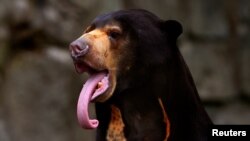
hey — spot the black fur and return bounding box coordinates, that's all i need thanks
[91,9,212,141]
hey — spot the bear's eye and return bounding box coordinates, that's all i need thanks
[108,30,121,40]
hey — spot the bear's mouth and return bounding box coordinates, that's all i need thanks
[74,61,116,129]
[74,61,110,101]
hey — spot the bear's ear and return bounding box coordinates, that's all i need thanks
[160,20,183,40]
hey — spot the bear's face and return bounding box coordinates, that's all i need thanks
[70,9,183,102]
[70,16,133,103]
[70,9,182,129]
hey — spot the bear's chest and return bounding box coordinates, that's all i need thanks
[106,105,126,141]
[106,99,170,141]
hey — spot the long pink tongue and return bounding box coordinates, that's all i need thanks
[77,72,106,129]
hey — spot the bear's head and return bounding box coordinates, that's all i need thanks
[69,9,182,129]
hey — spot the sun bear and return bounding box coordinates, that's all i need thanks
[69,9,212,141]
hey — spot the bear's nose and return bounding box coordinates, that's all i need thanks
[69,39,89,60]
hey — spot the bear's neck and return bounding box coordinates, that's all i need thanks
[95,87,169,141]
[95,52,212,141]
[95,80,211,141]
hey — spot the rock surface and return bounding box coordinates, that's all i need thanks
[2,49,95,141]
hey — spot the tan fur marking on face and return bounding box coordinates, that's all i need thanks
[86,29,109,52]
[103,24,124,72]
[81,29,111,70]
[158,98,171,141]
[106,105,126,141]
[81,24,127,73]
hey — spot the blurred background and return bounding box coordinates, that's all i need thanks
[0,0,249,140]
